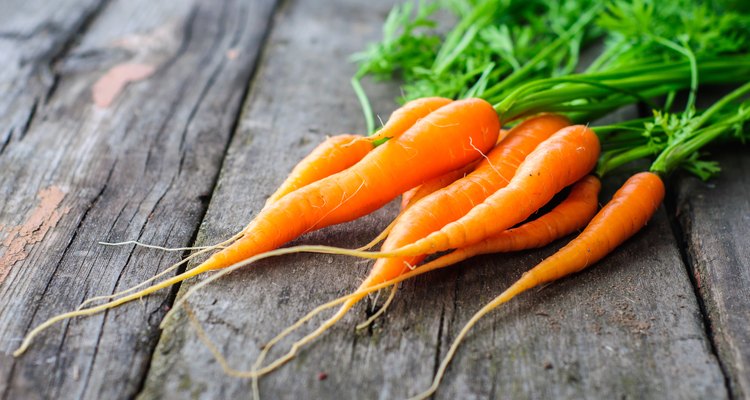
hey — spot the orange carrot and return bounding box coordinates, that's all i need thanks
[368,124,600,260]
[203,98,497,270]
[363,114,571,288]
[415,172,665,400]
[13,97,499,356]
[367,97,452,142]
[400,161,479,210]
[424,174,601,262]
[265,134,373,206]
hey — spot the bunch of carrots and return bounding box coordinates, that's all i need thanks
[13,0,750,398]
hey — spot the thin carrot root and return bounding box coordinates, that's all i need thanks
[356,284,397,330]
[161,245,385,327]
[408,290,515,400]
[187,298,355,379]
[78,233,244,310]
[76,262,182,310]
[13,258,212,357]
[98,240,226,252]
[77,246,209,310]
[183,302,249,377]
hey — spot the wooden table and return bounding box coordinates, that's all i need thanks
[1,1,748,399]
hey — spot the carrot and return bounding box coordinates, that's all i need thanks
[356,116,567,328]
[360,124,601,260]
[400,161,479,210]
[363,114,572,286]
[419,174,601,262]
[399,128,510,210]
[366,97,452,142]
[13,97,499,356]
[414,171,665,400]
[182,174,601,378]
[265,134,373,206]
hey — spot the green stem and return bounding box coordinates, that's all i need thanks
[432,0,498,75]
[480,4,602,100]
[653,37,698,111]
[597,145,663,177]
[651,105,750,175]
[351,73,375,134]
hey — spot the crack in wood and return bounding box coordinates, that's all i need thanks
[17,100,37,141]
[0,128,11,156]
[664,179,736,400]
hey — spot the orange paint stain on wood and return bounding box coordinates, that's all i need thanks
[0,186,71,284]
[92,63,157,108]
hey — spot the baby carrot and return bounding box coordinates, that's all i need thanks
[265,134,372,206]
[367,114,571,287]
[414,172,664,400]
[366,97,452,142]
[377,124,600,259]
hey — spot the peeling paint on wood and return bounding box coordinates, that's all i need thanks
[0,186,69,284]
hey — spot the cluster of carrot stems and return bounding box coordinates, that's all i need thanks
[353,0,750,178]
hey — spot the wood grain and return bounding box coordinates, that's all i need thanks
[674,146,750,399]
[0,1,277,399]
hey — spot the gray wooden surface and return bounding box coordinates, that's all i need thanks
[0,0,747,399]
[0,0,277,399]
[674,147,750,399]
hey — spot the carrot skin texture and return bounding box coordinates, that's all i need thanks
[400,160,479,210]
[362,114,572,287]
[451,174,601,256]
[389,124,601,258]
[508,171,665,295]
[338,175,603,298]
[265,134,373,206]
[398,127,509,210]
[367,97,453,142]
[201,98,499,271]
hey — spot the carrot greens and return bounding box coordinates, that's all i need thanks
[354,0,750,130]
[351,0,602,132]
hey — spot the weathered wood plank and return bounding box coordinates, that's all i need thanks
[0,1,277,399]
[0,0,106,156]
[674,146,750,399]
[140,0,728,399]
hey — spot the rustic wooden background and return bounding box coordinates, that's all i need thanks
[0,0,748,399]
